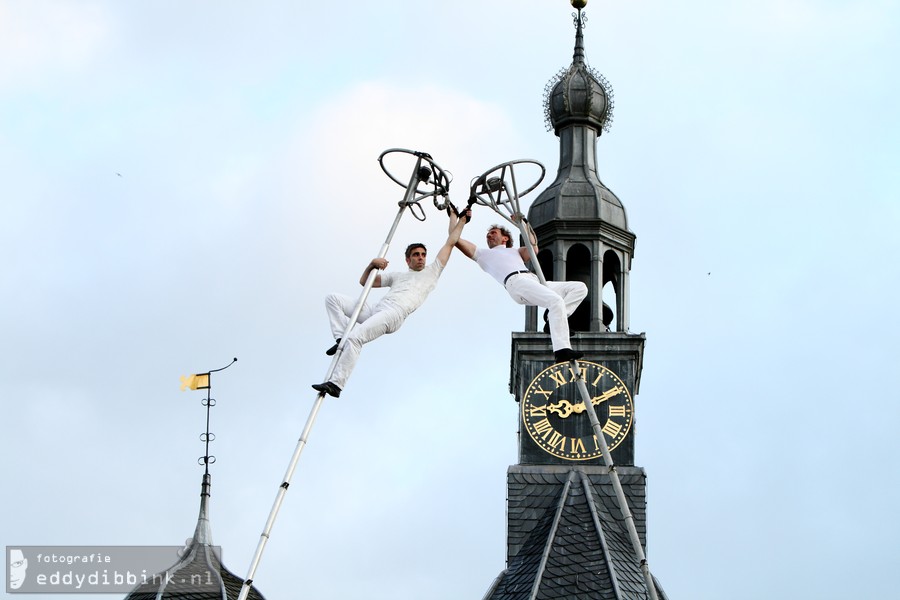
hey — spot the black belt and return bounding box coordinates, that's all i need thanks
[504,270,531,285]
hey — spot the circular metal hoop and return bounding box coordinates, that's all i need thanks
[378,148,452,197]
[468,159,545,215]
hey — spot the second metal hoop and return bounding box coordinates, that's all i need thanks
[378,148,452,197]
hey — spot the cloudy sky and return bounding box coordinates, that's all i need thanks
[2,1,899,599]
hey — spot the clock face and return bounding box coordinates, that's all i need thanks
[521,361,634,461]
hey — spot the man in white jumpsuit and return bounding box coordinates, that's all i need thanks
[455,214,587,363]
[312,214,467,397]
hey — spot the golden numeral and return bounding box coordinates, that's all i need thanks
[532,386,553,400]
[548,370,568,387]
[608,405,627,418]
[570,438,587,455]
[547,430,566,451]
[528,405,547,418]
[602,420,623,438]
[532,418,553,437]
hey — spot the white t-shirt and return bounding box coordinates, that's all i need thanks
[474,246,527,285]
[376,259,445,315]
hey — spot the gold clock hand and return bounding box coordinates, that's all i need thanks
[591,386,624,405]
[547,400,574,418]
[549,386,626,419]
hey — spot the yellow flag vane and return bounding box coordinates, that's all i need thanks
[180,373,210,391]
[180,357,237,391]
[179,358,237,475]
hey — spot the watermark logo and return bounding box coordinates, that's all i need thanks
[6,545,223,594]
[8,549,27,590]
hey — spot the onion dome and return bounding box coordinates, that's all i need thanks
[543,9,614,136]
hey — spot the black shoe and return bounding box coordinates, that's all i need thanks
[554,348,584,363]
[312,381,342,398]
[325,339,341,356]
[542,309,550,334]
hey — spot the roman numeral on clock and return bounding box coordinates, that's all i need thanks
[602,420,623,438]
[608,405,627,418]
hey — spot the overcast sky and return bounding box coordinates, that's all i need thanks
[3,1,899,599]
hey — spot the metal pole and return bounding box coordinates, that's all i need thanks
[236,157,427,600]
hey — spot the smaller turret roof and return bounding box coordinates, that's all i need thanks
[123,474,266,600]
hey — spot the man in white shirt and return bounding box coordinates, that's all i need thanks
[455,213,587,363]
[312,214,467,397]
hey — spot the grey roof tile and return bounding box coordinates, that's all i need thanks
[484,466,660,600]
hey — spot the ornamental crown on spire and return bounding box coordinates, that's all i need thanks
[543,3,615,134]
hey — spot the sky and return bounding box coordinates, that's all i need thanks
[2,0,899,599]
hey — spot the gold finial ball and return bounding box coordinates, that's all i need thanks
[571,0,587,9]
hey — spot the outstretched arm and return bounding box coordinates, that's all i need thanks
[359,257,388,287]
[436,210,469,266]
[451,210,478,260]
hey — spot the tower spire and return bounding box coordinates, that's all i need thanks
[573,4,587,67]
[123,358,264,600]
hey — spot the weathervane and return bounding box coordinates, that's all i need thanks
[181,357,238,475]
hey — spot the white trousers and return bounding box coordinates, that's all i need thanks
[324,293,405,389]
[504,274,587,351]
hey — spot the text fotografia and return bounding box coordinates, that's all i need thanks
[7,545,223,594]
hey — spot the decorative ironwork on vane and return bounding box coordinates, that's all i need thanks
[181,357,237,474]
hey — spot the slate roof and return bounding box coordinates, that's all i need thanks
[483,466,668,600]
[123,474,265,600]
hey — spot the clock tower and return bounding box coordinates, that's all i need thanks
[482,5,668,599]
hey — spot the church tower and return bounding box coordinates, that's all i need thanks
[482,3,668,598]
